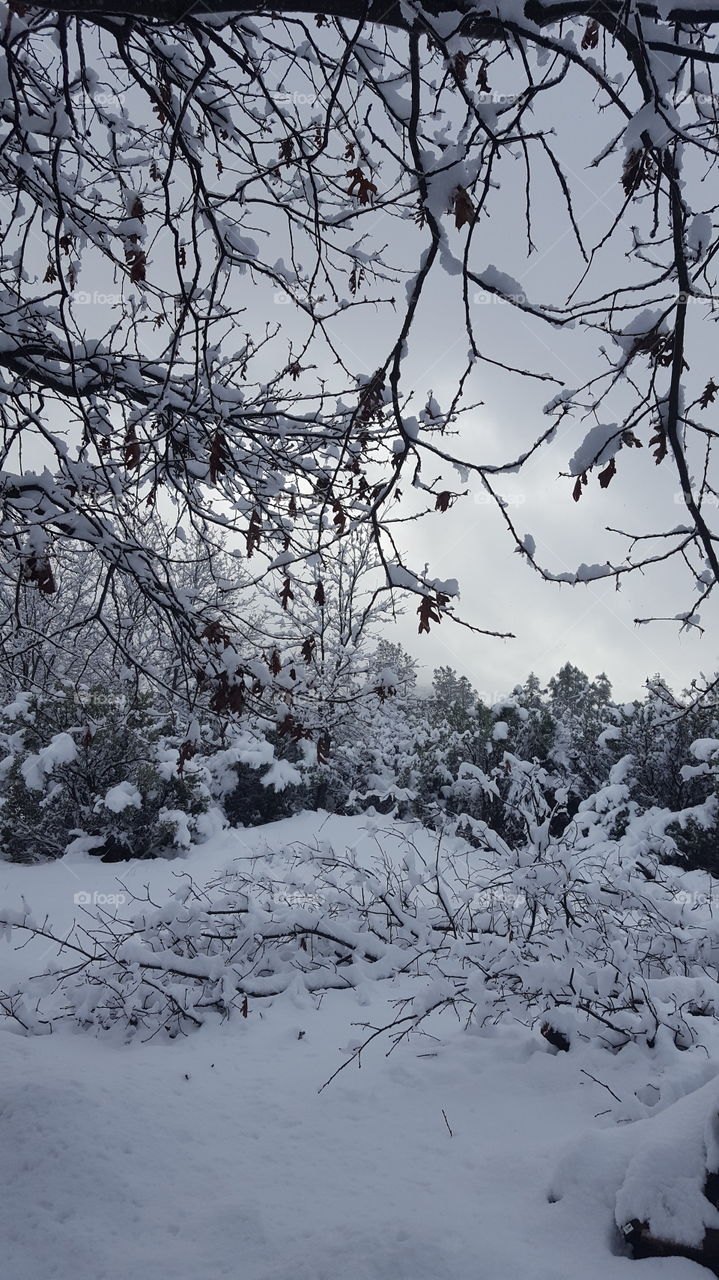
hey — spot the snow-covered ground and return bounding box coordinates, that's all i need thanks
[1,814,717,1279]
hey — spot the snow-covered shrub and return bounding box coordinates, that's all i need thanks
[666,810,719,875]
[0,687,213,862]
[3,791,719,1053]
[659,735,719,875]
[548,1065,719,1273]
[202,722,311,827]
[221,757,308,826]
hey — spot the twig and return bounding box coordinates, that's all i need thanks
[580,1068,622,1102]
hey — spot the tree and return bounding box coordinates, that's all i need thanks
[548,665,615,795]
[226,532,405,813]
[628,677,719,871]
[430,667,478,733]
[510,673,557,768]
[2,0,719,712]
[0,520,256,705]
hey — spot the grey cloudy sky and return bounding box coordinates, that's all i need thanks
[390,491,718,703]
[341,65,719,703]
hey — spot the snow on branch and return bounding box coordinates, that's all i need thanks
[2,807,718,1051]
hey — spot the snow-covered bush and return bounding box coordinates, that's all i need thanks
[3,791,719,1053]
[0,688,214,862]
[661,735,719,875]
[221,758,305,825]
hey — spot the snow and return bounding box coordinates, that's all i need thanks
[386,564,459,597]
[598,725,621,746]
[1,691,32,721]
[0,1002,632,1280]
[1,813,719,1280]
[476,264,526,301]
[102,781,142,812]
[428,575,459,596]
[614,310,667,357]
[387,562,421,591]
[568,423,621,476]
[689,738,719,763]
[547,561,616,584]
[261,758,302,790]
[623,102,679,151]
[158,806,194,847]
[687,213,713,261]
[20,732,77,790]
[614,1075,719,1247]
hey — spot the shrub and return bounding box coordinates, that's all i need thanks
[0,687,213,862]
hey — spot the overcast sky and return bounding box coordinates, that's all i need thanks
[333,62,719,704]
[390,509,718,703]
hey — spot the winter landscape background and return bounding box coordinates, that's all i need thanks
[5,0,719,1271]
